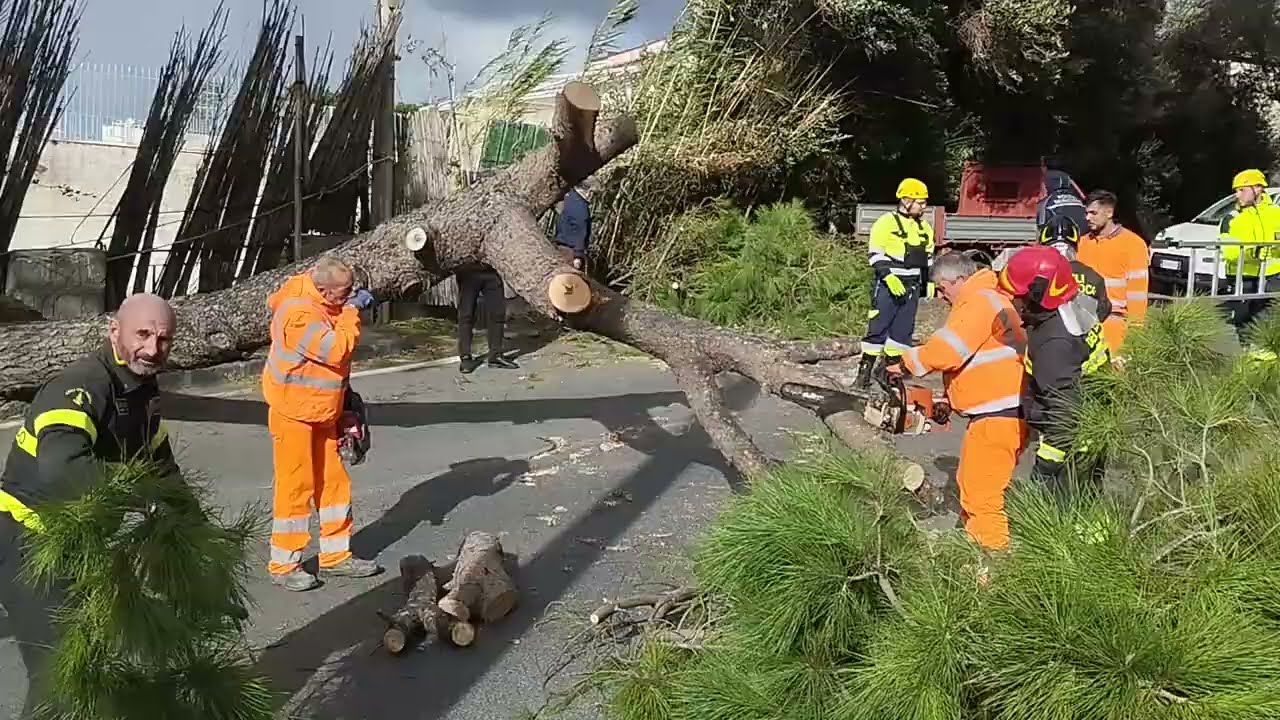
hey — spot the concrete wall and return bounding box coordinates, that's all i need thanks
[12,138,207,293]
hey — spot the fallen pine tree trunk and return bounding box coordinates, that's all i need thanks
[0,81,920,482]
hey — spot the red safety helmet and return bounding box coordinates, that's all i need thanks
[998,245,1078,310]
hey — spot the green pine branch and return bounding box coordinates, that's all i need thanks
[20,458,272,720]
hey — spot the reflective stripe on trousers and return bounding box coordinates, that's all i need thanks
[266,407,354,574]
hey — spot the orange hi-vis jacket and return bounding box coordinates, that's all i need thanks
[902,269,1027,416]
[262,273,361,424]
[1078,224,1148,350]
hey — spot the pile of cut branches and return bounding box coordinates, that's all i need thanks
[541,301,1280,719]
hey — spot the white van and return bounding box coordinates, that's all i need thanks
[1149,187,1280,297]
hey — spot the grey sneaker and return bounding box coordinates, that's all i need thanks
[321,557,383,578]
[271,569,320,592]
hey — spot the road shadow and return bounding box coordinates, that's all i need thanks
[253,380,757,719]
[350,457,526,561]
[161,390,691,429]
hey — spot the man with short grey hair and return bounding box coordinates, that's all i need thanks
[892,250,1028,551]
[262,255,382,591]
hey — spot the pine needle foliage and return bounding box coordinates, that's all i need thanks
[572,301,1280,720]
[650,201,870,339]
[20,458,272,720]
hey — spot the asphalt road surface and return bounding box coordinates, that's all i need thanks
[0,337,971,719]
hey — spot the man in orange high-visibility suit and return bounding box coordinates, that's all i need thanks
[1077,189,1149,355]
[263,255,382,591]
[895,252,1028,551]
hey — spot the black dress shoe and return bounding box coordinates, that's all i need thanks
[459,356,483,374]
[487,356,519,369]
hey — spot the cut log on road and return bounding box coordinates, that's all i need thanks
[0,80,921,487]
[382,555,445,654]
[438,531,518,624]
[380,555,479,653]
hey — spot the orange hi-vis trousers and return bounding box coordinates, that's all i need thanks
[1101,315,1127,356]
[957,415,1028,551]
[267,407,354,574]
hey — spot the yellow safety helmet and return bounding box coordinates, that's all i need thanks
[1232,169,1268,190]
[896,177,929,201]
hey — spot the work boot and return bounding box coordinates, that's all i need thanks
[271,568,320,592]
[321,557,383,579]
[487,355,519,370]
[855,354,878,389]
[458,355,483,374]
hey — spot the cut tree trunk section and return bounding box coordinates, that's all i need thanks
[438,532,518,625]
[380,554,478,653]
[382,555,443,654]
[0,80,923,488]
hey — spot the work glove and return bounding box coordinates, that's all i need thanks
[348,288,376,310]
[882,274,908,303]
[926,282,936,299]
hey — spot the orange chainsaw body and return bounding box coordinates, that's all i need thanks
[863,380,952,435]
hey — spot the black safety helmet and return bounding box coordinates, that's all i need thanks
[1038,214,1080,250]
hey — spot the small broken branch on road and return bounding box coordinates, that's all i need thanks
[589,586,697,625]
[0,80,921,482]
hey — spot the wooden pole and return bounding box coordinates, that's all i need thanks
[292,34,307,263]
[372,0,399,225]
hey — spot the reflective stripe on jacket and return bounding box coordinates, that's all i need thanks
[867,211,935,281]
[902,269,1026,416]
[0,343,178,524]
[262,273,361,424]
[1077,225,1148,325]
[1219,194,1280,278]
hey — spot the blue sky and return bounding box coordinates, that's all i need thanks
[73,0,684,104]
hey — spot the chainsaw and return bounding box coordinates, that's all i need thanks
[780,368,950,436]
[338,387,372,466]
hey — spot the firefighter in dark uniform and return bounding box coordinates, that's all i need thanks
[1039,213,1112,323]
[0,292,179,718]
[998,246,1111,502]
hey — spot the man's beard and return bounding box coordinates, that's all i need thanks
[129,357,161,376]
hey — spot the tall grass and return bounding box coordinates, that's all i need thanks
[588,0,849,288]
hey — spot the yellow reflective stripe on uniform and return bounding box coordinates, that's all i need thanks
[0,490,44,532]
[33,408,98,444]
[14,427,37,456]
[148,421,170,452]
[1036,439,1067,463]
[15,408,100,456]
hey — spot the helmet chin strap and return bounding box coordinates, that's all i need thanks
[1050,242,1077,261]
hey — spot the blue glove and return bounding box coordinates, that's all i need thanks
[348,288,376,310]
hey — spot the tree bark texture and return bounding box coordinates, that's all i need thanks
[382,555,444,654]
[0,80,921,485]
[438,531,518,625]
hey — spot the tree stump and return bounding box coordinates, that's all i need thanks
[438,532,519,624]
